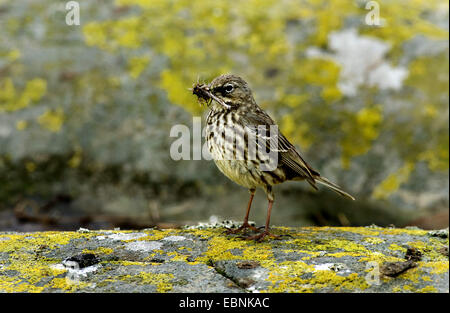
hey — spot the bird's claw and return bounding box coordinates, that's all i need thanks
[242,230,283,242]
[224,222,260,235]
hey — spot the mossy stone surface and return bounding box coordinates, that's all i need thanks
[0,226,448,293]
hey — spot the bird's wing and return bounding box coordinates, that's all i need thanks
[241,110,318,188]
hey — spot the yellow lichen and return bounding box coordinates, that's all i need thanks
[381,228,428,236]
[407,239,448,261]
[399,266,422,284]
[311,239,369,254]
[1,228,447,293]
[68,147,83,168]
[373,162,415,199]
[420,262,449,275]
[25,162,36,173]
[0,77,47,112]
[341,106,383,169]
[48,277,91,292]
[0,231,98,292]
[327,252,364,258]
[403,285,414,291]
[128,56,150,79]
[110,260,149,266]
[82,247,114,255]
[109,272,174,292]
[421,276,432,282]
[322,226,380,237]
[6,49,21,62]
[388,244,406,252]
[359,252,404,264]
[364,237,385,245]
[16,120,27,131]
[38,109,65,132]
[266,262,368,293]
[417,285,437,293]
[137,272,174,292]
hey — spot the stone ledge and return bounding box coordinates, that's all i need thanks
[0,226,448,293]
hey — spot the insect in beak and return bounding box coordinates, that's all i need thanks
[192,83,231,109]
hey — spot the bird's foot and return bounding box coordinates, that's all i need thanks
[242,229,283,242]
[225,222,259,234]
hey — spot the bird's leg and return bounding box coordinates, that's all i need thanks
[245,187,281,242]
[225,189,259,234]
[244,200,281,241]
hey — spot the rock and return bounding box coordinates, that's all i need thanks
[380,261,417,277]
[0,0,448,231]
[0,226,448,293]
[428,228,449,239]
[62,253,101,269]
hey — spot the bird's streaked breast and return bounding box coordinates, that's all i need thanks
[205,110,287,188]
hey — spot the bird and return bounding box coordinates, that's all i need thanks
[192,74,355,241]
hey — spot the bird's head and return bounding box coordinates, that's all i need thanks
[192,74,255,111]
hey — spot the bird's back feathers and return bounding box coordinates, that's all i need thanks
[239,107,354,200]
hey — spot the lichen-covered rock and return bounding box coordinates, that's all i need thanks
[0,226,448,293]
[0,0,448,229]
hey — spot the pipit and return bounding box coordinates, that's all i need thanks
[192,74,354,242]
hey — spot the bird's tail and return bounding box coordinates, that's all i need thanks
[314,176,355,200]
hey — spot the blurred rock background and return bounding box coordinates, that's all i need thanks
[0,0,448,231]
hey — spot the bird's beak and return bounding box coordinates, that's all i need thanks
[202,86,231,109]
[206,88,231,109]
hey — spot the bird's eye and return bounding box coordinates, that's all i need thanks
[224,84,234,93]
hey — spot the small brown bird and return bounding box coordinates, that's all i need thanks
[193,74,354,241]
